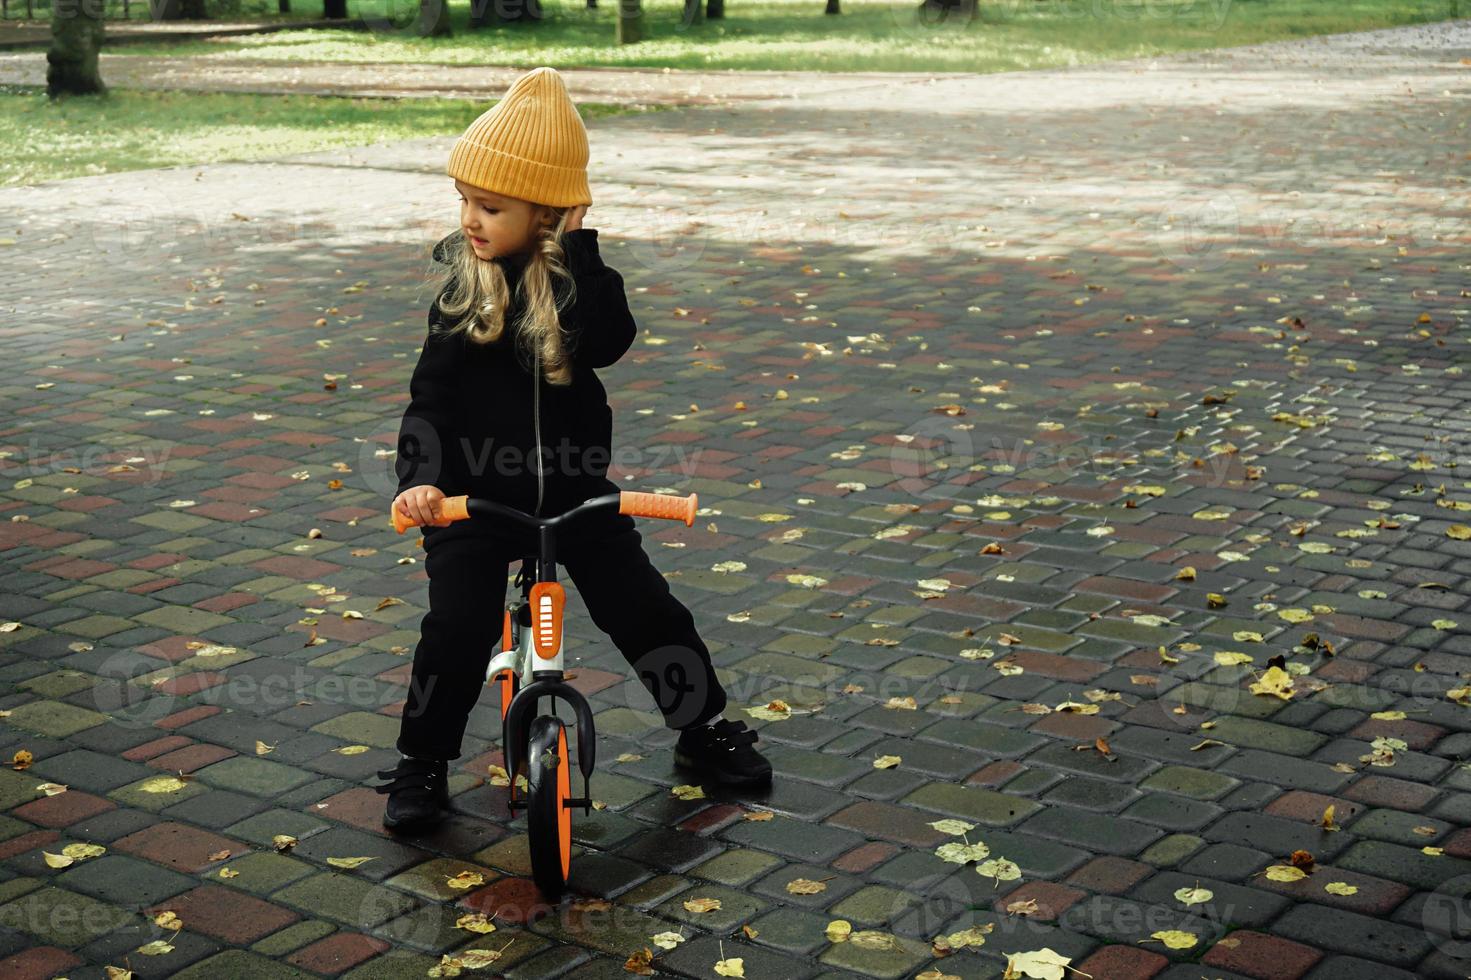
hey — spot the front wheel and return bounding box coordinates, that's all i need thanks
[526,715,572,899]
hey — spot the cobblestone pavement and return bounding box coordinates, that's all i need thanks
[2,19,1471,980]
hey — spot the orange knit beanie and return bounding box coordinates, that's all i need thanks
[446,66,592,208]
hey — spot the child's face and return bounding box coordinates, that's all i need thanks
[455,179,554,261]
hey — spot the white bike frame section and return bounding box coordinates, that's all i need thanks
[484,595,564,683]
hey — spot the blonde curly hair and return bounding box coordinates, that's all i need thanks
[431,211,580,386]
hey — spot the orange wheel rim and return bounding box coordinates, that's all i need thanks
[557,726,571,879]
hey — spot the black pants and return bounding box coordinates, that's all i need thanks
[395,502,728,761]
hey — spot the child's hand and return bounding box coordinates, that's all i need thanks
[565,204,588,233]
[395,485,452,528]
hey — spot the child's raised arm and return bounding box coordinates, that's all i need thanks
[557,228,638,370]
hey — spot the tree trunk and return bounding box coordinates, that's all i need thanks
[917,0,974,23]
[823,0,838,13]
[47,0,107,98]
[706,0,722,17]
[418,0,453,34]
[682,0,702,27]
[615,0,642,43]
[323,0,348,17]
[488,0,543,24]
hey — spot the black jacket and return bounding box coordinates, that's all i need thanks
[394,228,638,540]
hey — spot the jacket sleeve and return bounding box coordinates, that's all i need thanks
[394,298,461,498]
[558,228,638,370]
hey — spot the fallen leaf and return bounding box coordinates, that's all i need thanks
[928,818,976,836]
[713,957,745,977]
[872,755,901,769]
[683,896,722,914]
[826,919,852,943]
[1146,930,1198,950]
[671,784,706,801]
[1324,882,1358,896]
[456,913,496,934]
[325,856,376,869]
[1004,947,1073,980]
[650,930,685,950]
[1264,865,1307,882]
[1173,886,1213,906]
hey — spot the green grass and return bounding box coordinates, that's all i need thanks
[79,0,1470,73]
[0,86,646,185]
[5,0,1464,185]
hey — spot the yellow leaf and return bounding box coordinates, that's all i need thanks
[153,910,183,929]
[272,835,298,852]
[650,931,685,950]
[36,782,68,797]
[928,818,976,836]
[976,858,1021,883]
[1370,710,1405,721]
[787,878,827,895]
[683,896,722,913]
[458,949,502,969]
[936,842,991,864]
[1148,930,1198,950]
[445,870,484,890]
[61,842,105,860]
[325,856,376,869]
[872,755,901,769]
[1447,524,1471,540]
[218,867,239,878]
[885,695,918,710]
[1264,865,1307,882]
[334,745,370,755]
[1214,651,1254,666]
[940,924,993,950]
[848,931,899,951]
[714,957,745,977]
[1424,846,1445,856]
[671,784,706,801]
[744,810,774,821]
[137,940,175,956]
[1004,948,1072,980]
[255,740,275,756]
[42,851,73,869]
[1173,886,1213,906]
[825,920,852,943]
[1325,882,1358,896]
[139,776,189,794]
[455,913,497,934]
[1249,665,1295,701]
[745,701,792,721]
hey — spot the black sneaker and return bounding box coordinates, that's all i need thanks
[374,756,450,831]
[673,718,772,787]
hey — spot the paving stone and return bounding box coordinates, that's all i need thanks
[171,950,317,979]
[1131,871,1292,930]
[655,882,767,932]
[252,919,338,957]
[721,815,863,863]
[1021,806,1163,857]
[53,853,196,907]
[147,882,301,944]
[1273,903,1431,967]
[273,873,419,928]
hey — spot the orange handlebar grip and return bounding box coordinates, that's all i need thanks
[618,491,698,527]
[390,494,470,534]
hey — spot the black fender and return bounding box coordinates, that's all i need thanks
[503,678,596,805]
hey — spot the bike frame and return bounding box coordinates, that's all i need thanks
[391,488,699,821]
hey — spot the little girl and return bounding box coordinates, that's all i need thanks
[375,67,771,832]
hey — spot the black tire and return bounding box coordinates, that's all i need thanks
[526,715,571,900]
